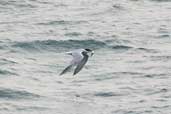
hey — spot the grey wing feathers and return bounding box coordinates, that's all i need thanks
[73,55,88,75]
[60,65,72,75]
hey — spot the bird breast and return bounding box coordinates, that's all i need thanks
[70,52,83,65]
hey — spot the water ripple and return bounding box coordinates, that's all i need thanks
[94,92,123,97]
[0,69,17,76]
[11,39,154,53]
[0,88,40,100]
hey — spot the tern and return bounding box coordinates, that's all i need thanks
[60,48,94,75]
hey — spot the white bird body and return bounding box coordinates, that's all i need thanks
[60,48,94,75]
[67,49,84,65]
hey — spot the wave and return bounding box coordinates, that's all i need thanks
[151,0,171,2]
[0,88,40,100]
[11,39,135,52]
[11,39,107,52]
[94,92,123,97]
[37,20,87,26]
[10,39,158,53]
[0,58,17,65]
[0,69,17,76]
[137,47,158,53]
[111,45,133,50]
[0,0,36,8]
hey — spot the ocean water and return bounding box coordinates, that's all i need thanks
[0,0,171,114]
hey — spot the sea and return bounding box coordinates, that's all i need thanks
[0,0,171,114]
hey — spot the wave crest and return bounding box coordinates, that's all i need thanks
[12,39,107,52]
[0,88,40,99]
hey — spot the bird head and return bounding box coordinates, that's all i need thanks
[84,48,94,56]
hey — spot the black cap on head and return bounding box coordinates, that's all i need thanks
[85,48,92,52]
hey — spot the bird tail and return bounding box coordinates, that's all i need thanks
[59,65,73,75]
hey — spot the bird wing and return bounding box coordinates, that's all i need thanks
[68,50,84,66]
[73,52,88,75]
[59,65,72,75]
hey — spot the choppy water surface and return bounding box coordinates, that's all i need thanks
[0,0,171,114]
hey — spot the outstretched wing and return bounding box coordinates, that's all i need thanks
[73,52,88,75]
[59,65,72,75]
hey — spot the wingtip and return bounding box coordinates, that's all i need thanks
[59,73,63,76]
[73,72,77,76]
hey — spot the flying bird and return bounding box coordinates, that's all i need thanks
[60,49,94,75]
